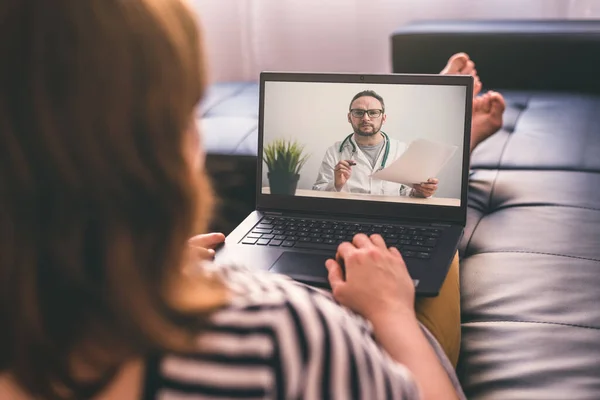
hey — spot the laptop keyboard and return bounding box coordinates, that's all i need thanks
[240,216,443,259]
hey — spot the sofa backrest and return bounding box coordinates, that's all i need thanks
[391,20,600,94]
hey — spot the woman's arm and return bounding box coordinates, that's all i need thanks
[369,309,460,400]
[326,233,464,400]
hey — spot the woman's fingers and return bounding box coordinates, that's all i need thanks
[188,232,226,249]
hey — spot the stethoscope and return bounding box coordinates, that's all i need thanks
[338,131,390,171]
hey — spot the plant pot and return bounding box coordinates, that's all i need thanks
[268,172,300,195]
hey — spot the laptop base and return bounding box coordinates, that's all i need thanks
[215,210,462,296]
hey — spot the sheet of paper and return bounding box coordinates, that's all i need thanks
[371,139,458,185]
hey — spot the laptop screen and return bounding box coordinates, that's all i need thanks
[259,75,469,211]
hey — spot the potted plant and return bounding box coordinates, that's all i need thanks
[263,138,309,195]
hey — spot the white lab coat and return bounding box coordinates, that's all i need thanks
[312,135,414,196]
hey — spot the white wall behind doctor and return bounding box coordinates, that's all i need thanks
[261,81,467,199]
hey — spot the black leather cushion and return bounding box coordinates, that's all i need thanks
[459,91,600,399]
[391,20,600,94]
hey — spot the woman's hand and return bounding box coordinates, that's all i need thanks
[325,233,416,322]
[327,234,459,399]
[188,232,226,260]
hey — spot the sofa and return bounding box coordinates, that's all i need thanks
[394,20,600,399]
[201,20,600,399]
[200,83,258,234]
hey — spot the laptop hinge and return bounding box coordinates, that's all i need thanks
[259,209,460,226]
[263,211,284,216]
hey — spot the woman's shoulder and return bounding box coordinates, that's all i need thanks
[146,264,422,399]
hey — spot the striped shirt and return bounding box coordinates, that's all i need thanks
[142,263,466,399]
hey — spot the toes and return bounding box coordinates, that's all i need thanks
[490,91,507,110]
[482,98,492,113]
[441,52,469,74]
[474,83,482,97]
[472,96,483,112]
[462,60,475,75]
[473,78,482,97]
[491,99,506,114]
[474,92,493,113]
[449,52,469,63]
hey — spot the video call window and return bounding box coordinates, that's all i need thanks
[261,81,467,207]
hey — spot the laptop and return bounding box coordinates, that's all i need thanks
[215,72,473,296]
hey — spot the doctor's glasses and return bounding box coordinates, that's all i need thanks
[350,109,383,119]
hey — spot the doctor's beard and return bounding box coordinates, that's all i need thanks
[353,121,382,137]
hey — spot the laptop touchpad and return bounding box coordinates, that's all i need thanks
[270,252,330,285]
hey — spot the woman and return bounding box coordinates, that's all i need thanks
[0,0,465,399]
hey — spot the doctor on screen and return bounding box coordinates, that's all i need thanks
[312,90,439,198]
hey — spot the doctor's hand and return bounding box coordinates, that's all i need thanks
[412,178,438,198]
[334,159,354,191]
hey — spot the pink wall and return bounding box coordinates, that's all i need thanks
[190,0,600,83]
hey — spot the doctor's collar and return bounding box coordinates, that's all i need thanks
[338,131,391,170]
[339,131,390,153]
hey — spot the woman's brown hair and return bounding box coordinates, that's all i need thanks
[0,0,225,398]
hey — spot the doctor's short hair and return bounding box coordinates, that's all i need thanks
[349,90,385,112]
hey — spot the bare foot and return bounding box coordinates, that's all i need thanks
[440,52,482,97]
[471,91,505,153]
